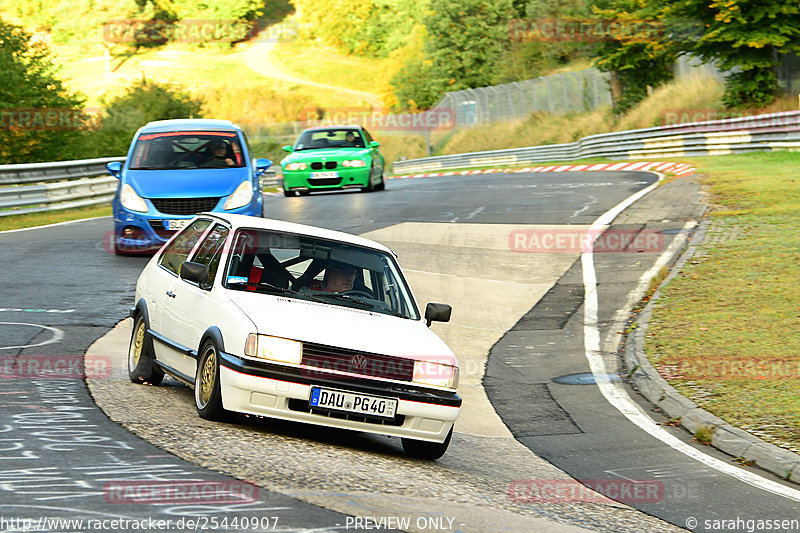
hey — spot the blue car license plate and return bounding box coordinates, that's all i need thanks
[309,387,397,418]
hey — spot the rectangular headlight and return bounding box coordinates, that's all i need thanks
[244,334,302,365]
[412,360,459,389]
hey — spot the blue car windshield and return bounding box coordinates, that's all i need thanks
[130,131,245,170]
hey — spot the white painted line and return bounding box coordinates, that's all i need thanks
[0,308,75,313]
[570,165,589,171]
[624,162,650,170]
[581,180,800,503]
[0,322,64,351]
[587,164,610,171]
[552,166,572,172]
[0,216,110,234]
[606,162,629,170]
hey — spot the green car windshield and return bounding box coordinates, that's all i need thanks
[294,129,365,150]
[224,229,420,320]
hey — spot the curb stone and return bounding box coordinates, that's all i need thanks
[622,220,800,484]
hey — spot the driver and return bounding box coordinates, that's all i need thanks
[310,261,356,293]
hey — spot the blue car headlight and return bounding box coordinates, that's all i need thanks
[120,183,148,212]
[224,180,254,210]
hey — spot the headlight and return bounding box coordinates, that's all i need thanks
[120,183,148,212]
[285,162,307,171]
[224,180,253,210]
[341,160,366,168]
[412,360,459,389]
[244,334,302,365]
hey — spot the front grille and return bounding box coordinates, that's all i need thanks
[149,197,220,215]
[307,177,342,186]
[310,161,338,170]
[148,220,173,239]
[288,398,406,426]
[302,343,414,382]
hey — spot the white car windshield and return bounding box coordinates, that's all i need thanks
[224,229,420,320]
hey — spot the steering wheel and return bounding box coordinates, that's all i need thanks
[341,289,374,299]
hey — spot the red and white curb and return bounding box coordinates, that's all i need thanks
[390,161,695,179]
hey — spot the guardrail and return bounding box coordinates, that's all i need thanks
[0,157,280,217]
[392,110,800,174]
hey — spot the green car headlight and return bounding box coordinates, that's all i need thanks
[341,160,367,168]
[285,162,307,171]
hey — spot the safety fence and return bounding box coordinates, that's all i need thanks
[392,110,800,174]
[0,157,278,217]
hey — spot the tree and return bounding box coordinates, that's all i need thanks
[84,78,204,157]
[0,18,87,164]
[591,0,680,113]
[663,0,800,107]
[425,0,514,91]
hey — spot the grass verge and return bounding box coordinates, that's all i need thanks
[646,151,800,454]
[0,205,112,232]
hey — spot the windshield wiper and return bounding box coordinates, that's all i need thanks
[312,292,375,309]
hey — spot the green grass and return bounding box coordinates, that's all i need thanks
[270,39,394,105]
[646,151,800,454]
[0,205,112,231]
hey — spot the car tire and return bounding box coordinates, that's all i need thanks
[128,314,164,385]
[375,172,385,191]
[362,173,375,193]
[195,340,228,421]
[283,189,293,197]
[298,190,310,196]
[401,427,452,460]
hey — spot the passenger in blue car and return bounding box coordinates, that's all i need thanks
[204,139,235,168]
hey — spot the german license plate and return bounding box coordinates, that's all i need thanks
[311,171,338,179]
[309,387,397,418]
[164,219,190,231]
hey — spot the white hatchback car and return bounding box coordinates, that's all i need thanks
[128,213,460,459]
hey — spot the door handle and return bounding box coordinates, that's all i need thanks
[166,291,176,298]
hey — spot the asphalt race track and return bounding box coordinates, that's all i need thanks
[1,171,798,532]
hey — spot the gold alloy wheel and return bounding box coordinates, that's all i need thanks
[130,320,144,371]
[198,347,216,408]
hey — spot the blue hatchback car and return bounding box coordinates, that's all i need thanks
[106,119,272,254]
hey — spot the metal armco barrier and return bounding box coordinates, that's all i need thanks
[0,157,279,217]
[393,110,800,174]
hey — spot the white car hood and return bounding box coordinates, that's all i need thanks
[225,291,456,365]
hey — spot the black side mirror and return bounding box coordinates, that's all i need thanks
[425,303,452,327]
[180,261,210,288]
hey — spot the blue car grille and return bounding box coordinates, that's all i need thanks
[149,197,221,215]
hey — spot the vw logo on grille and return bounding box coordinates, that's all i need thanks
[351,354,367,370]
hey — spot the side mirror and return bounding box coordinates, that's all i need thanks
[254,158,273,178]
[281,145,293,152]
[106,161,122,178]
[369,141,380,148]
[180,261,210,288]
[425,303,451,327]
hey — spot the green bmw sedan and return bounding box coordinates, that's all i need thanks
[280,125,386,196]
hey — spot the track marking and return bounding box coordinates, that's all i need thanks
[0,308,75,313]
[0,216,110,234]
[0,322,64,351]
[581,176,800,503]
